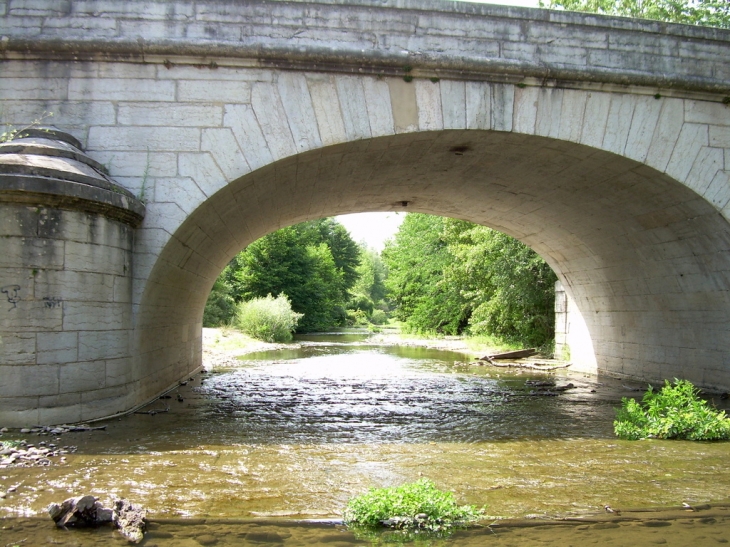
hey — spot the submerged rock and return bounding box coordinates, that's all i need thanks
[114,498,147,543]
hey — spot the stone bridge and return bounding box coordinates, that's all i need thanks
[1,0,730,426]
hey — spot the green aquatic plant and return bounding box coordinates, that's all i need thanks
[614,379,730,441]
[343,479,483,542]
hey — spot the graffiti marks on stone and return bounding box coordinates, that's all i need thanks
[43,297,63,309]
[1,285,21,310]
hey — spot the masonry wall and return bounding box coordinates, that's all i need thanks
[0,204,135,426]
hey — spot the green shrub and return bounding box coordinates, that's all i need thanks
[234,293,303,342]
[343,479,483,540]
[614,379,730,441]
[369,309,388,325]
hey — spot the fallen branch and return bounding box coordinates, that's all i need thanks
[480,348,537,361]
[472,361,571,371]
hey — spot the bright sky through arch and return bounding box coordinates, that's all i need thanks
[336,212,406,251]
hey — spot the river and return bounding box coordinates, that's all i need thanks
[1,332,729,545]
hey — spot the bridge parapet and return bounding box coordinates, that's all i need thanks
[1,0,729,94]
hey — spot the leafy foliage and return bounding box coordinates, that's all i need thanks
[540,0,730,28]
[614,379,730,440]
[382,214,557,347]
[343,479,483,541]
[382,215,469,335]
[202,276,236,327]
[233,294,303,342]
[205,218,361,332]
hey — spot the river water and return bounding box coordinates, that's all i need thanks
[1,333,729,545]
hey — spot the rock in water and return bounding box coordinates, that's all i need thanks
[114,498,146,543]
[48,495,113,527]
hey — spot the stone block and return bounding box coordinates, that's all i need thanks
[38,393,82,425]
[0,298,63,331]
[512,86,539,135]
[0,332,36,365]
[579,91,611,149]
[535,87,563,139]
[709,126,730,148]
[0,236,65,269]
[623,95,662,163]
[78,329,130,361]
[113,275,132,303]
[601,94,636,156]
[201,128,251,185]
[0,99,116,129]
[0,397,40,428]
[644,98,684,172]
[385,77,418,134]
[439,79,466,130]
[68,78,175,102]
[490,84,514,132]
[251,82,297,159]
[361,77,395,138]
[90,151,178,178]
[277,72,323,151]
[105,356,133,387]
[465,81,490,131]
[685,100,730,126]
[59,360,107,393]
[685,146,723,196]
[0,364,59,397]
[223,103,275,171]
[335,76,372,141]
[118,103,223,127]
[0,78,68,101]
[64,240,129,276]
[666,123,708,183]
[415,79,443,132]
[37,331,77,364]
[153,177,207,215]
[87,126,201,152]
[63,302,130,331]
[176,80,251,103]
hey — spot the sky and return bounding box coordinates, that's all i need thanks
[335,212,407,251]
[335,0,543,250]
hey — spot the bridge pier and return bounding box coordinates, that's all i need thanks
[0,129,145,427]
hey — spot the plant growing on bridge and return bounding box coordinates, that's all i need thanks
[614,379,730,440]
[343,478,484,541]
[234,293,303,342]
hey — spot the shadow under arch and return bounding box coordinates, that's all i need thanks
[134,129,730,406]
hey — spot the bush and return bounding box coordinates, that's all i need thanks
[234,294,303,342]
[343,479,483,538]
[369,309,388,325]
[614,379,730,441]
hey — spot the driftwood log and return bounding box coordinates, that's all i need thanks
[479,348,538,361]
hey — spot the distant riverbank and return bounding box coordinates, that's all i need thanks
[202,327,514,370]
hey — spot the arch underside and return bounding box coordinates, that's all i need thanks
[137,129,730,401]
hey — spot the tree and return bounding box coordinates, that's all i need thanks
[206,218,361,332]
[382,213,558,347]
[382,214,469,335]
[539,0,730,28]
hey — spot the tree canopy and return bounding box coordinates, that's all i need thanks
[205,218,361,332]
[539,0,730,28]
[382,214,557,348]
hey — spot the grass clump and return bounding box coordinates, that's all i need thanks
[614,379,730,441]
[234,293,302,343]
[343,479,483,541]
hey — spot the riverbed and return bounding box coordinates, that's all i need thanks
[1,331,729,545]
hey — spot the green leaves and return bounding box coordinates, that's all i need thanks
[382,214,557,347]
[614,379,730,440]
[343,479,483,540]
[540,0,730,29]
[205,218,361,333]
[234,294,303,342]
